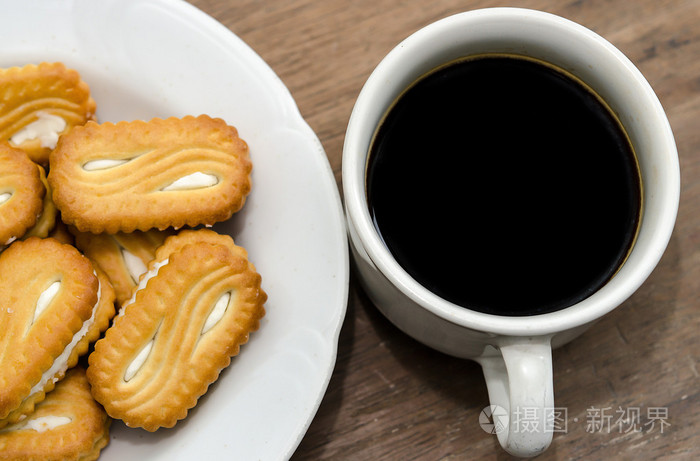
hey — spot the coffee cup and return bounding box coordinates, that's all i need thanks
[342,7,679,457]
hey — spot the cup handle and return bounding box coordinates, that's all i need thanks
[477,336,554,458]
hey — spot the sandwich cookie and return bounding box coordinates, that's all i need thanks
[0,143,44,249]
[48,115,252,234]
[87,229,266,431]
[0,238,106,428]
[0,367,110,461]
[2,265,115,429]
[21,165,57,240]
[0,62,96,164]
[72,228,173,307]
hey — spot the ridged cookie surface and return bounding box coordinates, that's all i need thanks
[87,233,266,431]
[0,238,98,424]
[48,115,252,233]
[0,367,110,461]
[0,143,44,246]
[0,62,96,164]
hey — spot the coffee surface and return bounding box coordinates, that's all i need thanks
[366,55,641,316]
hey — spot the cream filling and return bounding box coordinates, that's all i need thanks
[121,248,147,284]
[161,172,218,191]
[124,339,154,382]
[1,415,72,433]
[119,258,169,380]
[82,158,129,171]
[10,112,66,149]
[119,258,169,316]
[202,292,231,335]
[33,281,61,324]
[0,192,11,205]
[28,276,101,396]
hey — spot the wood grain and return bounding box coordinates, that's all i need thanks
[188,0,700,459]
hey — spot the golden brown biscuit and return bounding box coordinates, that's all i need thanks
[0,143,44,248]
[48,115,252,233]
[0,367,110,461]
[21,165,57,239]
[0,62,96,164]
[87,229,266,431]
[72,228,173,306]
[0,238,99,427]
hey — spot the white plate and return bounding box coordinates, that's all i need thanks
[0,1,349,459]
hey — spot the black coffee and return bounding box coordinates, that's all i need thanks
[366,54,641,316]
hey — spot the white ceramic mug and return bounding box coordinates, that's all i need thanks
[342,8,680,458]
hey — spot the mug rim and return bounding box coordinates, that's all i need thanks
[342,7,680,336]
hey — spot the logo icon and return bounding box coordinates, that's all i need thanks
[479,405,509,434]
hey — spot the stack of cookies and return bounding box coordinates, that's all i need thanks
[0,62,267,460]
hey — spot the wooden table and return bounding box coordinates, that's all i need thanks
[189,1,699,459]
